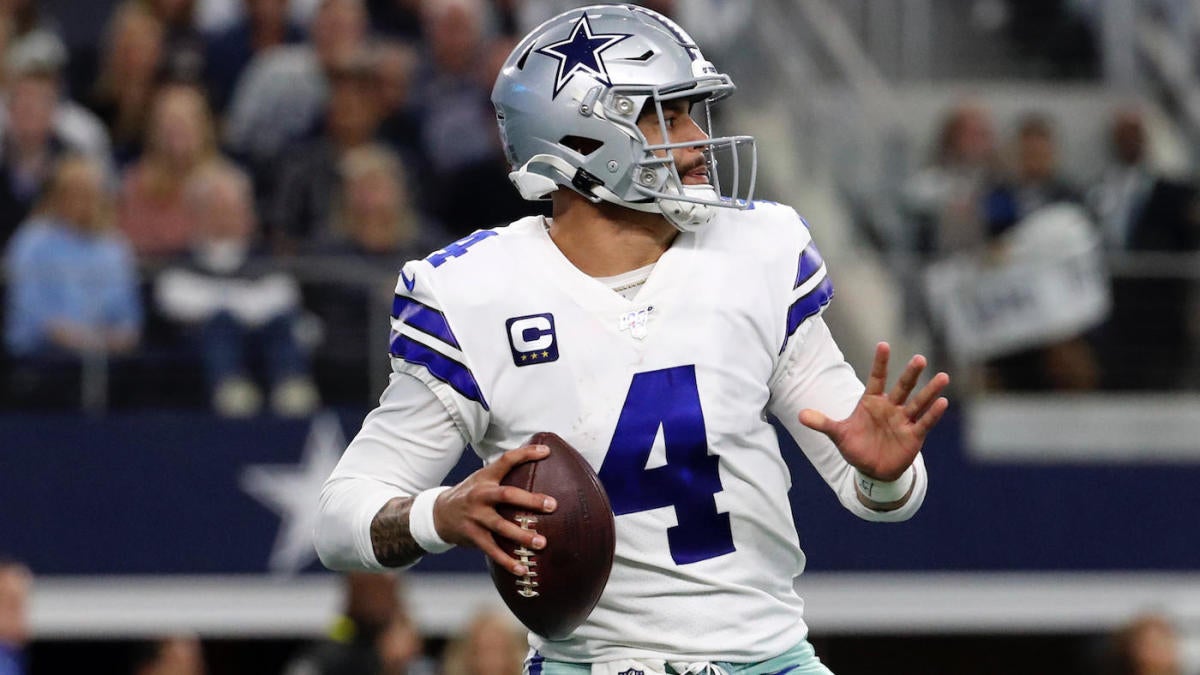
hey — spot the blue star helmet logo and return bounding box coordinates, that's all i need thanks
[536,14,631,99]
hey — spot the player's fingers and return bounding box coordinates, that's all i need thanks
[488,513,548,551]
[475,530,529,576]
[799,408,835,435]
[888,355,926,405]
[492,485,557,513]
[487,443,551,477]
[905,372,950,420]
[865,342,890,396]
[914,397,950,438]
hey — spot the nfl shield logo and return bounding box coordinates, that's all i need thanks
[617,670,644,675]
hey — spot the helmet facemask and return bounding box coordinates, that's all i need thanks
[607,72,757,232]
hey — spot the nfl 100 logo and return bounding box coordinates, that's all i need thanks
[506,313,559,367]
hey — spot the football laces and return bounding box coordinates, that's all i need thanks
[513,514,540,598]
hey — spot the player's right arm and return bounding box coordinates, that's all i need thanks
[314,372,557,573]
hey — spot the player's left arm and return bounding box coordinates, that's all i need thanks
[768,318,947,518]
[798,339,949,511]
[765,206,948,516]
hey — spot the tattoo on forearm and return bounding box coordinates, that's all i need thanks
[370,497,426,567]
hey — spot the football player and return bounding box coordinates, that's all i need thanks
[316,5,949,675]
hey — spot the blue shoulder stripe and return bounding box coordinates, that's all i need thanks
[392,296,461,349]
[794,241,825,288]
[389,333,489,409]
[781,276,834,353]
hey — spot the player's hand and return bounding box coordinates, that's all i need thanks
[799,342,949,481]
[432,444,558,575]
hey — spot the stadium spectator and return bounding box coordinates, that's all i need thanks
[0,558,31,675]
[3,155,141,407]
[0,64,71,247]
[118,83,218,257]
[903,99,1001,257]
[283,572,423,675]
[982,113,1098,391]
[129,635,207,675]
[268,53,382,251]
[1086,107,1200,389]
[154,162,318,417]
[329,144,442,257]
[983,113,1081,236]
[223,0,369,169]
[440,611,524,675]
[372,41,427,182]
[136,0,206,83]
[87,2,166,165]
[0,0,66,69]
[904,100,1002,386]
[202,0,305,113]
[413,0,532,235]
[1102,613,1182,675]
[2,25,116,173]
[305,144,444,402]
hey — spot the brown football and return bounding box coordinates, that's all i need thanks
[487,432,616,640]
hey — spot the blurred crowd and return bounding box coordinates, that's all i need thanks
[903,99,1200,393]
[0,0,603,415]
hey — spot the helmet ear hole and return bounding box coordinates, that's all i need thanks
[559,135,604,157]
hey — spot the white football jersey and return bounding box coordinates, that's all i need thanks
[385,202,920,662]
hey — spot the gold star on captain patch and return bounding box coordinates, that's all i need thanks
[530,352,539,360]
[542,351,550,358]
[520,354,528,361]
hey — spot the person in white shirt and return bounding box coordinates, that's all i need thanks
[316,6,950,674]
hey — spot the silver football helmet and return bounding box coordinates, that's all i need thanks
[492,4,756,232]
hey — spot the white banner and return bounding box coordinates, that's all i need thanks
[923,204,1111,363]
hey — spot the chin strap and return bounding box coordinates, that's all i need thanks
[508,154,716,231]
[656,185,717,232]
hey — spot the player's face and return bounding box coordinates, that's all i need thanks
[637,99,710,186]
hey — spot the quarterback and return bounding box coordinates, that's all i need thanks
[316,5,949,675]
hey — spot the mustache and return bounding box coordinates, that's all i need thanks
[678,156,708,174]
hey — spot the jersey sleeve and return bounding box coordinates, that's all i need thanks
[315,371,468,571]
[778,212,835,356]
[767,317,927,522]
[388,259,491,444]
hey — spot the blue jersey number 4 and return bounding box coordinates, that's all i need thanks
[425,230,497,268]
[597,365,735,565]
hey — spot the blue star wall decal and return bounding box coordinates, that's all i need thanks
[537,14,631,99]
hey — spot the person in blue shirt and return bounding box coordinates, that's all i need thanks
[5,154,141,358]
[4,155,142,406]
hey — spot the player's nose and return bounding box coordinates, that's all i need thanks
[676,114,709,144]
